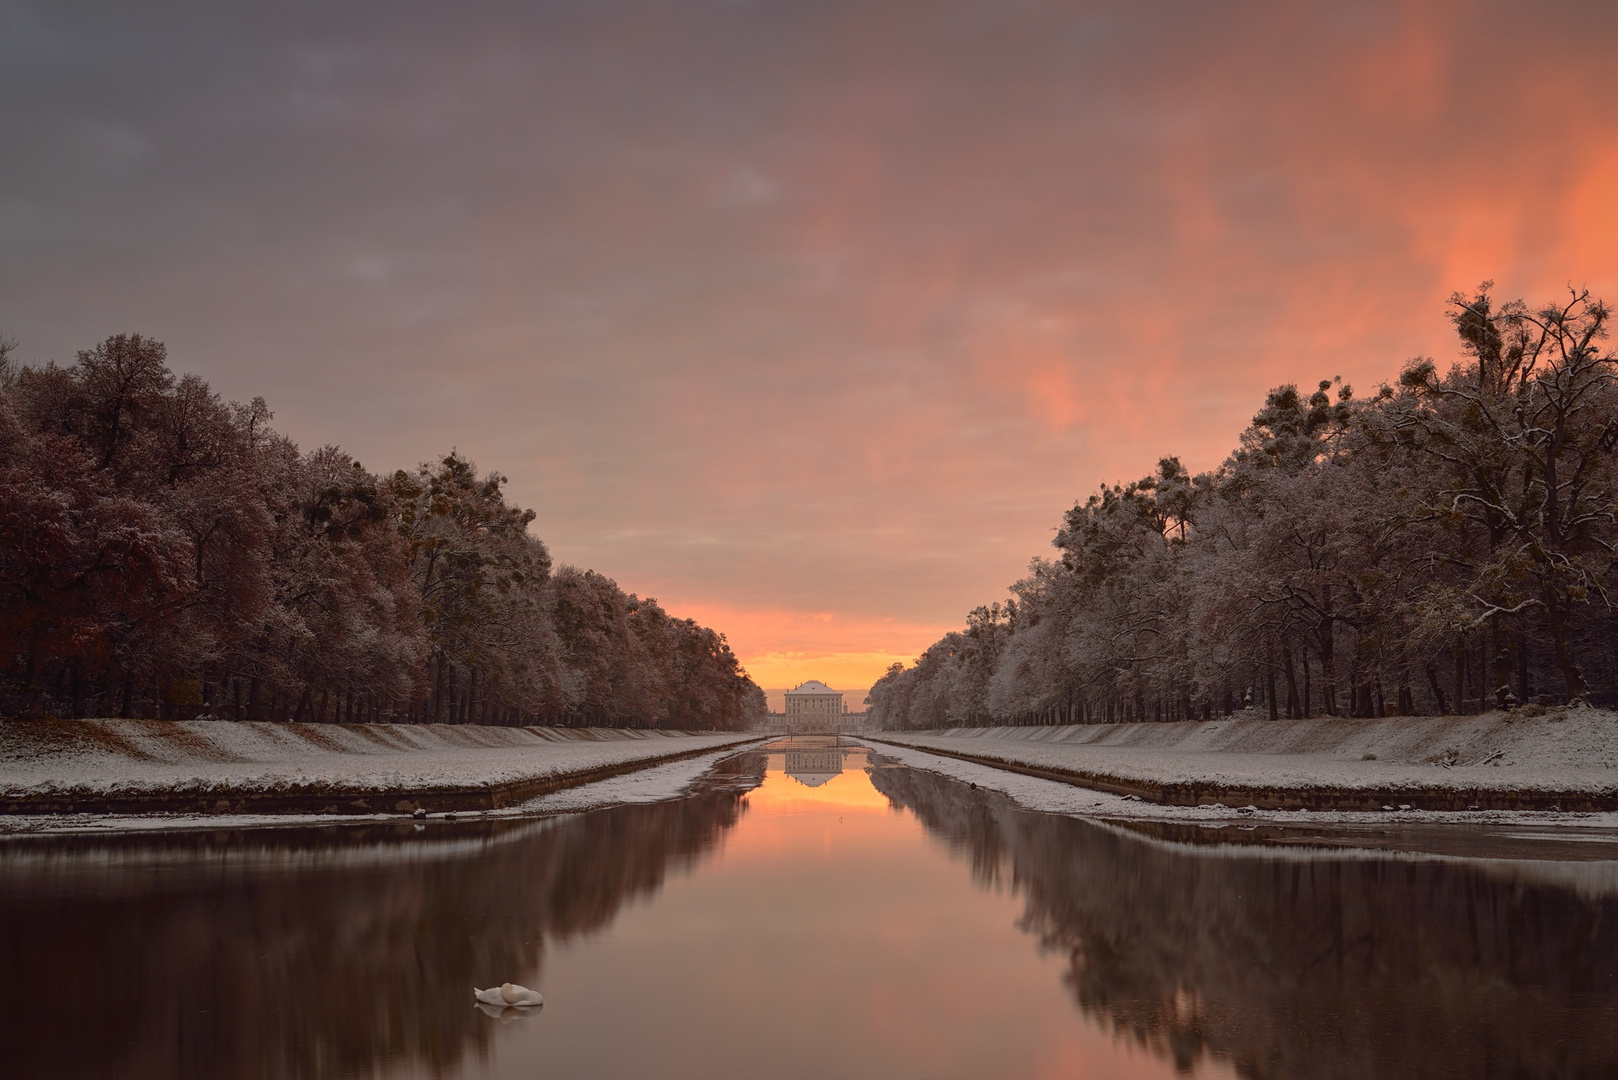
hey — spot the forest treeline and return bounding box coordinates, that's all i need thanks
[870,286,1618,729]
[0,334,766,728]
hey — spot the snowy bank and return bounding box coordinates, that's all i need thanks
[0,718,761,816]
[870,708,1618,812]
[862,739,1618,851]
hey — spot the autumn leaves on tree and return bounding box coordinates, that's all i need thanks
[0,335,766,728]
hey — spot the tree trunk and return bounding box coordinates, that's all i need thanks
[1318,591,1338,715]
[1489,616,1513,709]
[1302,650,1313,718]
[1454,639,1467,715]
[68,664,85,719]
[1517,627,1531,706]
[433,654,446,722]
[1282,647,1301,719]
[1266,651,1279,722]
[1542,589,1591,704]
[1348,651,1360,717]
[1424,662,1447,715]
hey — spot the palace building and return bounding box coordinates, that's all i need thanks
[783,680,844,726]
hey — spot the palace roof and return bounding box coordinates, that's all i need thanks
[785,680,839,695]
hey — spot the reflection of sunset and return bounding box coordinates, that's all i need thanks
[745,746,892,815]
[530,748,1238,1078]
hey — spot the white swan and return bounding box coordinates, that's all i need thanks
[474,982,543,1008]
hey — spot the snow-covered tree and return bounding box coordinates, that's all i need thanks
[869,286,1618,730]
[0,336,765,728]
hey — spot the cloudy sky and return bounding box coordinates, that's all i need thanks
[3,1,1614,694]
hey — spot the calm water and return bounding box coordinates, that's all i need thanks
[3,739,1617,1079]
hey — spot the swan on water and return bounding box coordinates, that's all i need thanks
[474,982,543,1008]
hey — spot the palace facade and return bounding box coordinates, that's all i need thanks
[783,680,844,725]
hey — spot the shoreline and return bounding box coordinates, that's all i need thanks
[866,737,1616,812]
[0,718,764,818]
[868,709,1618,814]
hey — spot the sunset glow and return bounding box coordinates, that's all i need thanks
[2,2,1613,687]
[6,8,1616,1075]
[669,603,948,692]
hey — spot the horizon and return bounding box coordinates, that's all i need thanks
[3,6,1615,1072]
[764,685,871,713]
[3,1,1613,690]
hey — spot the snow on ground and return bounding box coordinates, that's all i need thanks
[860,738,1618,836]
[0,718,758,802]
[873,707,1618,796]
[0,742,757,836]
[513,745,751,813]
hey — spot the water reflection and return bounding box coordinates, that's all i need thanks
[868,760,1618,1079]
[781,737,855,788]
[7,745,1614,1080]
[0,753,764,1080]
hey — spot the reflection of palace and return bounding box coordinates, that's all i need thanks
[783,747,845,788]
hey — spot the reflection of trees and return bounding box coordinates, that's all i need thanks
[869,764,1618,1080]
[0,753,763,1080]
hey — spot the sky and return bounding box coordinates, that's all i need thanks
[2,1,1614,696]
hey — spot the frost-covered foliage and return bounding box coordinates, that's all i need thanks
[870,286,1618,729]
[0,335,766,729]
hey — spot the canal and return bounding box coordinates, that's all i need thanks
[2,737,1616,1078]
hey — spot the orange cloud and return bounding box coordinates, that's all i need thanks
[1561,145,1618,298]
[9,2,1616,682]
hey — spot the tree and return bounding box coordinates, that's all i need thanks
[0,334,765,727]
[1396,286,1617,703]
[874,284,1618,730]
